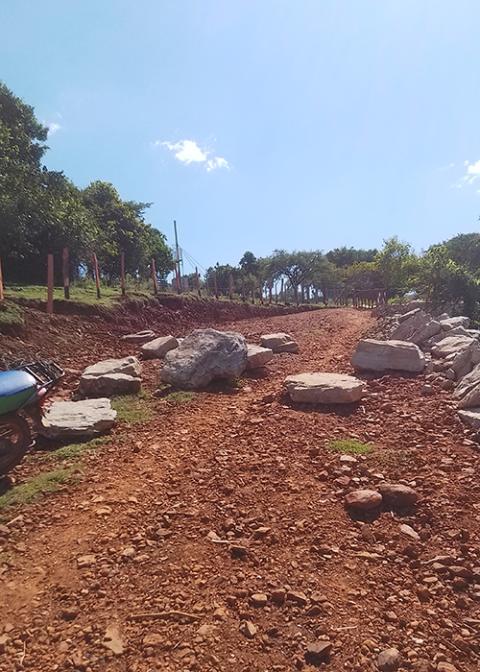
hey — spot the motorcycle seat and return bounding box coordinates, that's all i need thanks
[0,370,37,397]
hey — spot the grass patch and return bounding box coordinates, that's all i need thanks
[0,300,25,330]
[165,390,196,405]
[327,438,373,455]
[39,437,106,462]
[111,393,153,424]
[4,283,154,308]
[0,467,76,511]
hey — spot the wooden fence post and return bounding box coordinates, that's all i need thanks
[151,258,158,295]
[195,266,201,297]
[120,251,126,296]
[47,253,54,314]
[280,278,284,303]
[62,247,70,299]
[213,270,219,299]
[0,258,4,302]
[92,253,101,300]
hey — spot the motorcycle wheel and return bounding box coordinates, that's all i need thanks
[0,415,32,476]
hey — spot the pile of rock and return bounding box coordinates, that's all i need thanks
[375,307,480,429]
[154,329,299,390]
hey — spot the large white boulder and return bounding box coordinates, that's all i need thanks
[141,335,178,360]
[246,344,274,370]
[390,310,441,345]
[40,399,117,439]
[260,333,299,353]
[79,357,142,397]
[352,339,425,373]
[160,328,248,389]
[284,372,366,404]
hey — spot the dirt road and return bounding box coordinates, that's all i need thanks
[1,308,479,671]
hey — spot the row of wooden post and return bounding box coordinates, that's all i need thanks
[45,249,149,314]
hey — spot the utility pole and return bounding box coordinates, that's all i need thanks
[173,220,181,293]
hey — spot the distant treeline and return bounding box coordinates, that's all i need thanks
[202,235,480,317]
[2,82,479,317]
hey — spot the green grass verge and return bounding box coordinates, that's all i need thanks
[39,437,106,462]
[111,393,153,424]
[164,390,196,404]
[5,283,155,308]
[0,300,25,330]
[327,438,373,455]
[0,467,76,511]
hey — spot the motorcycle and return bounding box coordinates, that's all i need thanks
[0,361,64,476]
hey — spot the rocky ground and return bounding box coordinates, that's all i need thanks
[0,308,479,671]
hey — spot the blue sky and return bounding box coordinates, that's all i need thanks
[2,1,480,272]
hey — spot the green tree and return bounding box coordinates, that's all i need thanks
[326,246,378,267]
[375,237,418,296]
[443,233,480,275]
[417,244,479,318]
[82,181,173,280]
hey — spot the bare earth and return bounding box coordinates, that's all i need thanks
[1,308,479,671]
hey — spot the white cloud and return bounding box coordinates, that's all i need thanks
[46,121,62,137]
[157,138,230,172]
[457,159,480,189]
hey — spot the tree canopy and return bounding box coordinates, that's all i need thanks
[0,81,173,284]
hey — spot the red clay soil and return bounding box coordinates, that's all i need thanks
[0,308,479,672]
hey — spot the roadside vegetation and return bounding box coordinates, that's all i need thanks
[0,467,77,512]
[327,438,373,455]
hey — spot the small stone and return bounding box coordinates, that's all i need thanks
[77,554,96,568]
[345,489,382,511]
[399,524,420,541]
[103,624,124,655]
[253,526,271,539]
[59,607,79,622]
[239,620,257,639]
[251,593,268,608]
[378,483,418,509]
[230,544,248,559]
[142,632,163,647]
[305,640,332,666]
[377,647,402,671]
[271,589,286,605]
[436,664,458,672]
[286,590,309,606]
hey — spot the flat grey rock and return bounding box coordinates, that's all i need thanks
[79,357,142,397]
[246,344,274,369]
[121,330,156,344]
[352,339,425,373]
[160,328,247,389]
[390,309,441,345]
[260,333,299,353]
[40,398,116,439]
[284,372,365,404]
[431,335,476,359]
[141,335,178,360]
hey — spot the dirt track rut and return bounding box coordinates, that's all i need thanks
[1,308,480,671]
